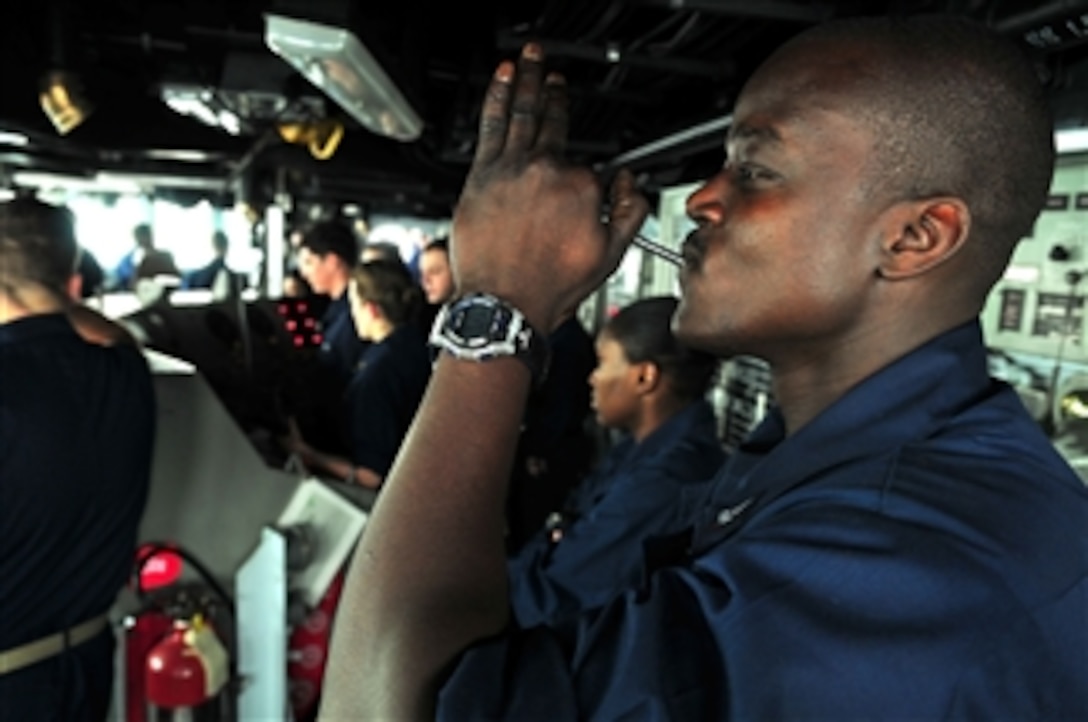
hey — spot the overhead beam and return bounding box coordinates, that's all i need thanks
[993,0,1088,35]
[497,32,731,78]
[429,68,662,106]
[600,114,732,171]
[632,0,833,24]
[441,131,622,165]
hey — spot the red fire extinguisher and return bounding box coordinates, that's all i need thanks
[145,614,230,720]
[125,608,174,722]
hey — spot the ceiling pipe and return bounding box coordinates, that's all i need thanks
[993,0,1088,35]
[598,114,732,172]
[633,0,833,24]
[496,31,730,78]
[45,0,70,69]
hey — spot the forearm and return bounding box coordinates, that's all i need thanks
[321,354,531,720]
[301,447,382,490]
[320,42,647,720]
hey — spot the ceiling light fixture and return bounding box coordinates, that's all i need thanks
[264,13,422,142]
[39,70,93,135]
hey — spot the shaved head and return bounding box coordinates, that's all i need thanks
[766,15,1054,296]
[0,198,79,295]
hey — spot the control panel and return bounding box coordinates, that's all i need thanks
[981,154,1088,363]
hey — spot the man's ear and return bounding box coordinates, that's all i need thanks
[876,197,971,280]
[635,362,660,394]
[66,273,83,302]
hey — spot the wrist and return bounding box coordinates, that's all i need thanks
[430,292,551,385]
[453,282,558,333]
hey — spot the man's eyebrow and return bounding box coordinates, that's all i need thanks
[728,123,783,147]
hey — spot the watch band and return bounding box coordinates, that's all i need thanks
[429,292,550,384]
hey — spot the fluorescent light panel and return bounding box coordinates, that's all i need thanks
[264,13,422,142]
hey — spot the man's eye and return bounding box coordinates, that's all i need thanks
[731,163,771,184]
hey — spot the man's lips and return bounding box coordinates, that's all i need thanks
[681,231,705,271]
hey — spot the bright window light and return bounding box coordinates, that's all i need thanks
[47,195,260,293]
[369,222,414,258]
[223,207,262,279]
[0,131,29,146]
[1055,128,1088,154]
[153,198,216,269]
[1003,265,1040,284]
[68,195,151,271]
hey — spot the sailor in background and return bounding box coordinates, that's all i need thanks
[0,198,155,721]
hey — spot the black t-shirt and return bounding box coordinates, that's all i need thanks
[0,314,155,719]
[343,324,432,478]
[0,314,155,646]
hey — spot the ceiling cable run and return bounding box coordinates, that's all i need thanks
[634,0,834,24]
[496,31,731,77]
[994,0,1088,35]
[646,11,708,54]
[575,0,630,44]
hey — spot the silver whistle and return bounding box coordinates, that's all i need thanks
[631,234,683,267]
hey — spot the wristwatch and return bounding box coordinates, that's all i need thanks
[429,292,550,384]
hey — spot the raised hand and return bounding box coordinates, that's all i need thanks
[451,43,650,332]
[320,45,651,722]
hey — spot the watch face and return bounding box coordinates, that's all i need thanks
[431,293,547,380]
[462,306,501,337]
[453,302,512,346]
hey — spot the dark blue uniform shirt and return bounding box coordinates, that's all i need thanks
[183,257,244,291]
[507,315,598,549]
[344,324,432,477]
[439,321,1088,720]
[318,294,369,385]
[0,314,155,720]
[111,248,138,290]
[508,399,724,627]
[519,316,597,457]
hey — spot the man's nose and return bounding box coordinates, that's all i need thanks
[685,172,729,226]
